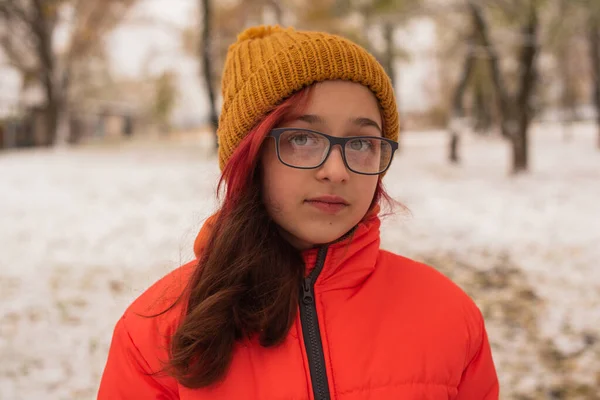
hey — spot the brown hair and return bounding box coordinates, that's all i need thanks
[165,87,397,388]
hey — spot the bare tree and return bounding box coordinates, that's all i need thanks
[448,24,477,164]
[471,72,494,134]
[363,0,423,86]
[554,0,578,141]
[0,0,59,146]
[0,0,136,146]
[199,0,219,148]
[589,9,600,149]
[184,0,289,151]
[468,0,540,174]
[382,22,396,88]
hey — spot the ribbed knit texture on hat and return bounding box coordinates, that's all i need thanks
[217,25,399,170]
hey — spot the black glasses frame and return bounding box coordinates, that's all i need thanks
[268,128,399,176]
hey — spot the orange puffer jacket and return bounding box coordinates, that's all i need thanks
[98,213,499,399]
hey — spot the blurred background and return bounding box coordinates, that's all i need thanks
[1,0,599,399]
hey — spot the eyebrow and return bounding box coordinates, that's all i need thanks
[296,114,382,133]
[297,114,327,125]
[350,117,382,133]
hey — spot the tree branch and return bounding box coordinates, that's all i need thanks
[0,0,33,26]
[0,0,38,74]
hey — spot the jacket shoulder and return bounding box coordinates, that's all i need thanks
[125,260,196,318]
[374,251,490,373]
[99,260,197,398]
[120,260,197,368]
[376,250,484,324]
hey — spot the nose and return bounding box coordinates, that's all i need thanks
[315,145,349,183]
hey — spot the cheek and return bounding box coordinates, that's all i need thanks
[260,146,299,213]
[355,177,378,208]
[262,168,301,206]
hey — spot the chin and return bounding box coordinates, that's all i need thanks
[296,227,350,247]
[278,218,361,249]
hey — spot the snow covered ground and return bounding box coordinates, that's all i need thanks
[1,123,599,399]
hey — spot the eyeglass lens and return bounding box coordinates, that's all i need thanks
[276,129,393,174]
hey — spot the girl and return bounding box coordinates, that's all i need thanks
[98,25,499,399]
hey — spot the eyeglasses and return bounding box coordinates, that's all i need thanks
[268,128,398,175]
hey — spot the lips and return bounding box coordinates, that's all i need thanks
[306,195,349,205]
[305,195,349,214]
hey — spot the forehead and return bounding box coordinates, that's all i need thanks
[303,81,382,124]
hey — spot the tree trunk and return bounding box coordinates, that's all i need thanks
[512,4,538,174]
[44,101,59,146]
[473,80,492,134]
[382,22,396,88]
[31,0,58,146]
[558,0,575,142]
[200,0,219,149]
[469,0,538,174]
[589,12,600,149]
[558,54,574,142]
[55,103,71,146]
[448,27,477,164]
[468,1,511,140]
[380,19,402,151]
[54,69,72,146]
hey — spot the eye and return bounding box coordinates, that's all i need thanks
[348,138,374,151]
[291,134,308,145]
[286,131,320,146]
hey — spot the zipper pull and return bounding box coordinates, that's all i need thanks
[302,277,314,305]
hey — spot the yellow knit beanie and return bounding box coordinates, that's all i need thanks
[217,25,399,170]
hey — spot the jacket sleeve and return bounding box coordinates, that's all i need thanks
[456,313,499,400]
[97,316,178,400]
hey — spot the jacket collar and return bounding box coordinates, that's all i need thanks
[193,207,381,292]
[302,209,380,291]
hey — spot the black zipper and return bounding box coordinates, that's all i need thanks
[299,246,331,400]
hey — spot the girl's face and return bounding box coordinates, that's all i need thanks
[260,80,382,249]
